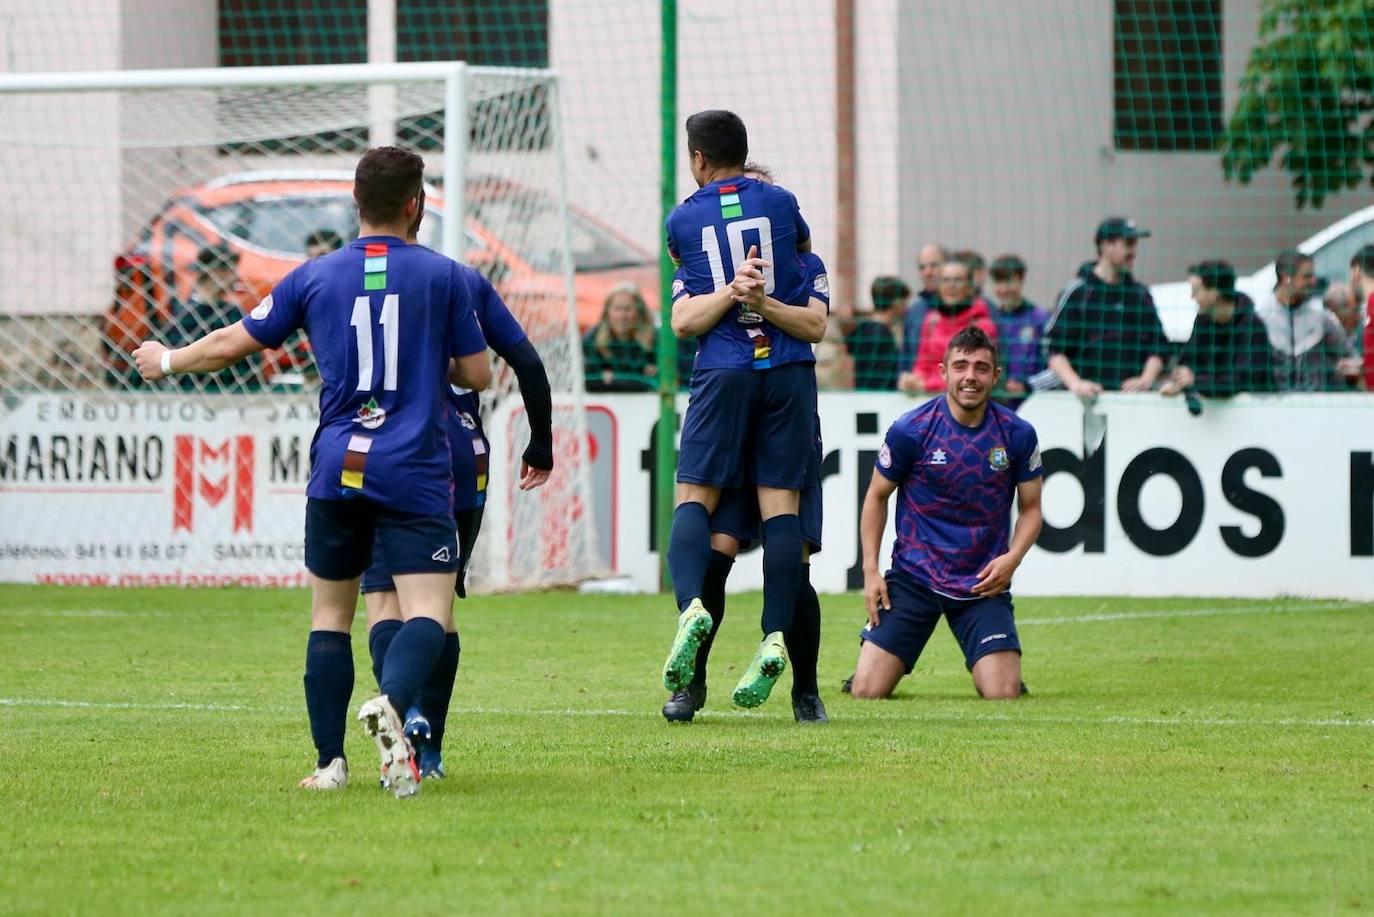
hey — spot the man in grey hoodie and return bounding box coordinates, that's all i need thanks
[1254,249,1348,391]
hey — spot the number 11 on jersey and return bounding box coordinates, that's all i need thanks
[350,293,399,391]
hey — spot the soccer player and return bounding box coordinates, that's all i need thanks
[362,219,554,781]
[848,325,1043,700]
[662,162,829,724]
[661,111,827,710]
[132,147,492,797]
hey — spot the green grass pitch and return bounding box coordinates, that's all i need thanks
[2,585,1371,914]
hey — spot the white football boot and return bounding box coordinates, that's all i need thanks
[357,695,420,799]
[298,756,348,791]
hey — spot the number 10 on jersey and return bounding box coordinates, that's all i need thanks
[700,217,776,293]
[350,294,399,391]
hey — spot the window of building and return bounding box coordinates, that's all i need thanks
[1114,0,1224,152]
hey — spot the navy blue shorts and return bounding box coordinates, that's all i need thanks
[305,497,459,582]
[361,506,483,595]
[859,569,1020,672]
[677,363,816,490]
[710,457,823,554]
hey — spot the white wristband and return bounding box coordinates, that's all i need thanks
[160,350,174,375]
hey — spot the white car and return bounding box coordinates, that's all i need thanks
[1149,204,1374,342]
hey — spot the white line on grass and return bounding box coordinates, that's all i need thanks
[1018,600,1361,626]
[4,697,1370,731]
[0,608,166,618]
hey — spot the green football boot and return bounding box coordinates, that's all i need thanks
[662,599,713,692]
[731,631,788,708]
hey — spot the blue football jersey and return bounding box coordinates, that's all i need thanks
[875,398,1042,598]
[242,235,488,515]
[666,176,812,371]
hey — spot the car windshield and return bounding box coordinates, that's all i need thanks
[1312,219,1374,285]
[471,196,648,273]
[204,194,476,257]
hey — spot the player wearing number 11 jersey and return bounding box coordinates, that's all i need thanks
[661,110,828,713]
[132,147,491,797]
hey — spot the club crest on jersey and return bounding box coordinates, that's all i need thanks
[250,294,273,320]
[353,397,387,430]
[458,411,477,431]
[878,442,893,468]
[988,446,1009,470]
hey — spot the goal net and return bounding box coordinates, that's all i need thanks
[0,63,601,591]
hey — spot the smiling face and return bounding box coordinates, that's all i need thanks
[938,261,972,307]
[940,345,1000,413]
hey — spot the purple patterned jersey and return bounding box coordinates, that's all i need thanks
[875,397,1042,598]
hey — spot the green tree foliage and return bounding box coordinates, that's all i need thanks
[1221,0,1374,208]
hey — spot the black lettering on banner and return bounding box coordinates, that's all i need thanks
[1219,448,1284,557]
[271,438,302,482]
[1351,452,1374,557]
[642,419,662,552]
[845,412,881,589]
[1036,444,1106,553]
[1117,447,1204,556]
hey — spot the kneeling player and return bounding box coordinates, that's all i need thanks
[850,326,1043,700]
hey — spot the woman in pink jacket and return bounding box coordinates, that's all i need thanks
[900,259,998,394]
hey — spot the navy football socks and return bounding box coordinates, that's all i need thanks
[668,501,712,611]
[367,618,402,689]
[379,617,446,715]
[419,632,461,751]
[692,550,735,686]
[787,573,821,698]
[303,630,353,768]
[760,514,805,636]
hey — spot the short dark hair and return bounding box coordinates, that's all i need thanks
[354,146,425,225]
[1275,248,1313,283]
[952,249,986,272]
[989,255,1026,281]
[1188,259,1237,297]
[870,275,910,312]
[945,324,998,365]
[685,110,748,169]
[1351,244,1374,274]
[304,228,343,253]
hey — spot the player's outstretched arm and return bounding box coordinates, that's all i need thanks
[972,478,1044,597]
[448,353,492,392]
[500,338,554,490]
[753,291,827,343]
[131,321,265,381]
[860,473,899,626]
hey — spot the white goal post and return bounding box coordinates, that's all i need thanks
[0,61,602,592]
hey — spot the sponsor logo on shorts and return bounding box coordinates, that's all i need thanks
[431,545,452,563]
[979,632,1009,645]
[878,443,892,468]
[249,294,273,320]
[353,397,386,430]
[988,446,1009,470]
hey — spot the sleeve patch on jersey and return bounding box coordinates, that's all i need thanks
[249,294,273,321]
[1027,447,1042,472]
[671,278,686,298]
[878,442,893,468]
[813,273,830,295]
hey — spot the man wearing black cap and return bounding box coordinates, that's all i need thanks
[1036,216,1167,395]
[1159,260,1274,399]
[168,244,256,390]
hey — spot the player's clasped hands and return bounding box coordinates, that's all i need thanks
[972,553,1018,597]
[862,567,889,628]
[730,243,770,308]
[131,340,171,381]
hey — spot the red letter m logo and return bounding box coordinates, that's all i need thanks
[173,436,254,532]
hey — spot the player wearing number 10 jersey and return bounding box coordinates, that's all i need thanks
[132,147,492,798]
[661,110,828,713]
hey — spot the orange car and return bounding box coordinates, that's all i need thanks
[106,170,657,362]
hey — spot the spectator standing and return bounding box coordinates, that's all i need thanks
[902,242,948,369]
[987,255,1047,401]
[1350,244,1374,390]
[305,229,345,258]
[1160,261,1273,398]
[1038,216,1166,395]
[900,259,997,394]
[583,283,657,392]
[846,275,907,390]
[953,249,990,305]
[168,244,257,391]
[1323,281,1364,388]
[1254,249,1348,392]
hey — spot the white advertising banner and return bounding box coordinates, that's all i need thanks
[5,391,1374,599]
[577,391,1374,600]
